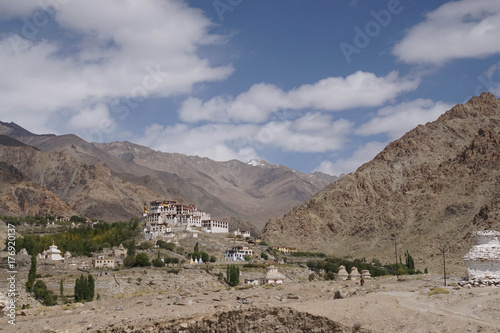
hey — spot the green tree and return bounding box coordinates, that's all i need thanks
[26,254,37,292]
[209,255,217,263]
[200,251,209,263]
[194,242,199,253]
[33,280,56,306]
[260,252,268,260]
[87,274,95,302]
[157,240,176,251]
[74,275,87,302]
[135,253,151,267]
[405,250,415,270]
[59,278,64,298]
[152,257,165,267]
[123,254,136,267]
[137,241,153,250]
[226,265,240,287]
[122,239,136,255]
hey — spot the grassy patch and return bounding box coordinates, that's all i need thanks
[428,288,449,296]
[61,303,77,311]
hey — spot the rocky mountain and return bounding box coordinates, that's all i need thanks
[0,121,336,227]
[262,92,500,269]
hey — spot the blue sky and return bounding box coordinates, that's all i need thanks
[0,0,499,175]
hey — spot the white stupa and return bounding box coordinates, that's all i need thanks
[463,231,500,280]
[45,241,64,261]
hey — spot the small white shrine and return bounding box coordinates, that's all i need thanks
[38,242,64,261]
[463,230,500,280]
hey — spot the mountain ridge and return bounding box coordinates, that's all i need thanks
[0,122,337,228]
[262,92,500,270]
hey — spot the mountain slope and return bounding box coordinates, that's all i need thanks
[0,161,75,217]
[0,144,160,221]
[94,141,338,227]
[262,93,500,269]
[0,122,337,227]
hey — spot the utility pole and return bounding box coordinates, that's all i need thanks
[441,247,447,287]
[392,234,398,280]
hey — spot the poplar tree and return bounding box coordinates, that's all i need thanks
[87,274,95,301]
[26,254,37,292]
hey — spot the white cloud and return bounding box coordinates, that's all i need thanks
[179,71,419,123]
[138,112,354,162]
[69,104,115,132]
[356,99,452,140]
[255,113,353,153]
[0,0,233,134]
[393,0,500,64]
[137,123,261,162]
[314,141,387,176]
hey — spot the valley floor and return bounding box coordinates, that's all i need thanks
[5,269,500,333]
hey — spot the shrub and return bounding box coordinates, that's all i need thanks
[33,280,56,306]
[137,241,153,250]
[260,252,268,260]
[428,288,449,296]
[152,257,165,267]
[123,255,136,267]
[209,255,217,263]
[135,253,151,267]
[157,240,176,251]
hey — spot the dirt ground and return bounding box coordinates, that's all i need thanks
[4,271,500,333]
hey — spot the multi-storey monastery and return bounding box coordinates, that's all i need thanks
[143,200,228,239]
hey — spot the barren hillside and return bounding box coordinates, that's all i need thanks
[262,93,500,270]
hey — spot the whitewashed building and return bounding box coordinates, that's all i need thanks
[142,200,228,238]
[224,246,253,261]
[93,255,115,269]
[260,265,285,285]
[203,220,229,233]
[463,230,500,280]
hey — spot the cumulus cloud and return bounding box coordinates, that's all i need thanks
[138,112,355,162]
[179,71,419,123]
[393,0,500,64]
[255,113,353,153]
[0,0,233,134]
[356,99,452,140]
[69,104,115,132]
[138,123,261,162]
[314,141,387,176]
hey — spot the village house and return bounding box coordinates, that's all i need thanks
[260,265,286,285]
[203,219,229,233]
[233,229,251,238]
[271,246,297,254]
[93,243,128,268]
[224,246,253,261]
[93,254,115,269]
[463,230,500,280]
